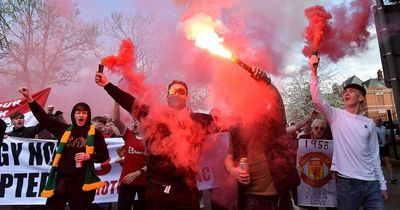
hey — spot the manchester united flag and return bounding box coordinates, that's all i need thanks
[297,139,337,207]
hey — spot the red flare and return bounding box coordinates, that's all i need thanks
[303,1,373,62]
[101,39,147,96]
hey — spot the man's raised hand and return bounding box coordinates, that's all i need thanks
[309,55,320,76]
[18,87,34,103]
[95,72,110,87]
[251,66,271,84]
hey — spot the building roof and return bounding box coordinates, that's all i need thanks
[342,75,364,87]
[363,78,386,88]
[342,74,387,89]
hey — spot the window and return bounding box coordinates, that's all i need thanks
[377,95,384,105]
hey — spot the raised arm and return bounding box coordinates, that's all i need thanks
[309,55,334,122]
[95,73,135,113]
[250,66,288,129]
[250,66,271,85]
[112,101,126,136]
[19,87,66,139]
[0,118,6,144]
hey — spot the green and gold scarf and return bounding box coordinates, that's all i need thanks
[41,124,105,198]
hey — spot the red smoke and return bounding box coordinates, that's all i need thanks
[303,5,332,52]
[303,1,373,62]
[143,107,206,173]
[179,0,233,21]
[178,3,287,120]
[102,39,207,178]
[101,39,147,97]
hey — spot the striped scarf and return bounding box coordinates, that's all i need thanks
[41,124,105,198]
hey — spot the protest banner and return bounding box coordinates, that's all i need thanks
[297,139,337,207]
[0,132,229,205]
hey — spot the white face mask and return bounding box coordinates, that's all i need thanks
[167,95,187,110]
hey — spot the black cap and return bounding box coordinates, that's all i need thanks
[344,83,366,97]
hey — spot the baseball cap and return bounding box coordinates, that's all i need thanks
[344,83,366,97]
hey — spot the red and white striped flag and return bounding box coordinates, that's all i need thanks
[1,88,51,132]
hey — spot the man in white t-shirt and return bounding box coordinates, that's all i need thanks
[309,55,388,210]
[375,118,397,183]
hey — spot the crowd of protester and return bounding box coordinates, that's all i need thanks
[1,54,400,210]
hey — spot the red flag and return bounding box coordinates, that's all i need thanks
[1,88,51,132]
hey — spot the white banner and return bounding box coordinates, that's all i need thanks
[0,132,230,205]
[197,132,230,190]
[297,139,337,207]
[93,138,124,203]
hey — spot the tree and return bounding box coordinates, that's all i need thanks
[281,63,343,123]
[101,12,157,73]
[0,1,12,57]
[0,0,99,89]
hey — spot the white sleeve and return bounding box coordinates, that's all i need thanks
[370,124,387,190]
[310,75,335,122]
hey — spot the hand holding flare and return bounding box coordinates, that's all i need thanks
[309,54,320,77]
[183,13,271,84]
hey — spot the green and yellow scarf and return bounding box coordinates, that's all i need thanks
[41,124,105,198]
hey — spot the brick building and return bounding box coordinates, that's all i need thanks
[342,70,397,121]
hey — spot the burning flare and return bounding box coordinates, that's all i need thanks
[182,13,232,59]
[182,13,255,74]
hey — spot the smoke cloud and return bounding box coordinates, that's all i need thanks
[1,1,377,206]
[101,39,148,97]
[302,0,374,62]
[303,5,332,53]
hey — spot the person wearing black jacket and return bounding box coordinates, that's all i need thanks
[0,118,6,144]
[18,87,109,210]
[7,111,44,138]
[95,73,211,210]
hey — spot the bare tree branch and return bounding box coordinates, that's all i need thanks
[0,0,99,89]
[102,12,157,73]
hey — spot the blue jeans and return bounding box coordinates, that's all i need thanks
[336,176,385,210]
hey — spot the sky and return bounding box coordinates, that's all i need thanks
[75,0,383,80]
[0,1,391,202]
[2,0,386,119]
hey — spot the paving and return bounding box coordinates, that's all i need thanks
[385,159,400,210]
